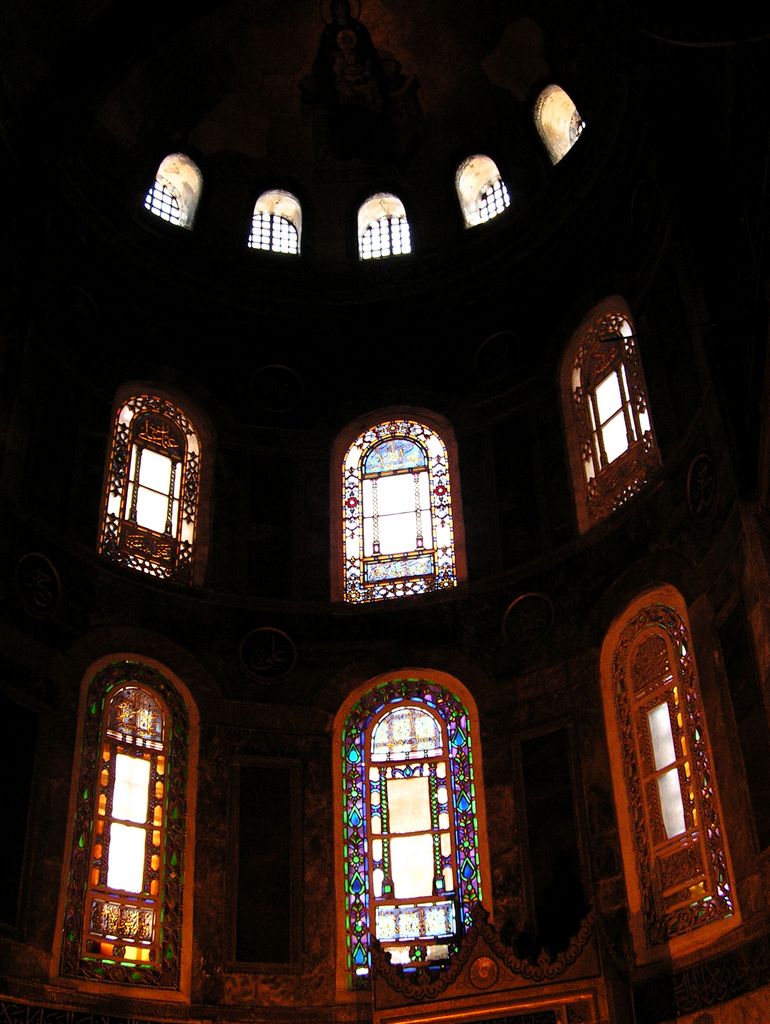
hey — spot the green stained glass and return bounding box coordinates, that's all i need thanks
[341,678,482,989]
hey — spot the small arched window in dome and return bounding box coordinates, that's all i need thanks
[248,190,301,255]
[143,153,202,229]
[534,85,586,164]
[456,155,511,227]
[358,193,412,261]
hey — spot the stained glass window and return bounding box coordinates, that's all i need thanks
[340,677,484,988]
[60,660,190,988]
[144,153,202,229]
[456,155,511,227]
[606,595,735,949]
[99,392,202,584]
[358,193,412,260]
[341,419,458,603]
[534,85,586,164]
[248,190,301,254]
[564,303,659,530]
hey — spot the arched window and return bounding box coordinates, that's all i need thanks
[143,153,202,229]
[99,390,206,584]
[455,154,511,227]
[358,193,412,260]
[338,416,461,603]
[58,658,194,989]
[336,673,487,989]
[561,299,659,531]
[600,590,736,957]
[248,190,301,254]
[534,84,586,164]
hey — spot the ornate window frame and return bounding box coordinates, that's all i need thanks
[55,656,198,996]
[561,297,660,532]
[331,409,467,603]
[333,670,490,993]
[600,588,738,961]
[98,386,212,585]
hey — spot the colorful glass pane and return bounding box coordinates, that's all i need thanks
[342,420,457,603]
[341,679,482,989]
[61,661,189,988]
[364,438,427,475]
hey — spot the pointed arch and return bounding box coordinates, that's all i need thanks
[455,154,511,227]
[333,669,490,991]
[358,193,412,260]
[144,153,202,229]
[534,84,586,164]
[561,297,660,531]
[600,587,737,960]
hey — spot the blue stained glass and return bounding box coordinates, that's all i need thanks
[347,744,361,764]
[349,807,362,827]
[364,554,434,583]
[342,678,482,989]
[451,726,467,747]
[364,438,426,475]
[353,943,367,965]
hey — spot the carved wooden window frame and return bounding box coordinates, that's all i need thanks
[562,299,660,532]
[58,659,194,992]
[99,388,211,586]
[601,590,737,959]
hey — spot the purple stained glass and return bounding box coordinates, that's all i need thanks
[341,678,482,989]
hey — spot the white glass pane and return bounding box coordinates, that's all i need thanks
[135,487,169,532]
[378,511,419,554]
[657,767,686,838]
[390,833,434,898]
[373,867,384,898]
[595,372,623,423]
[387,776,431,833]
[107,823,146,892]
[112,754,150,823]
[138,449,172,494]
[601,411,630,464]
[639,407,651,434]
[648,703,676,770]
[376,474,418,515]
[371,707,442,760]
